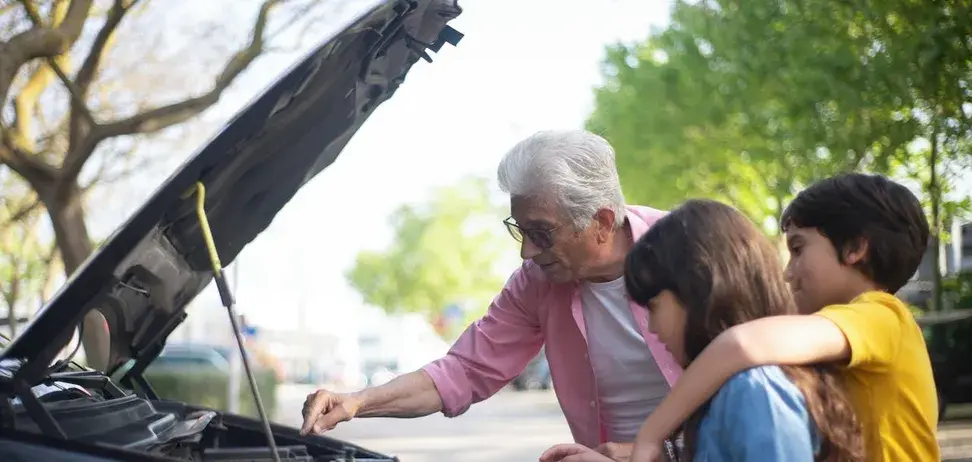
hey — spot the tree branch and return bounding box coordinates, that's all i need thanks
[4,0,93,63]
[14,0,98,134]
[59,0,284,183]
[69,0,141,149]
[0,136,58,191]
[75,0,140,96]
[0,198,42,234]
[0,0,93,150]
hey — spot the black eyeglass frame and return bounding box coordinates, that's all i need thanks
[503,217,570,250]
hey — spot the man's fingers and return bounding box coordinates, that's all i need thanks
[540,444,587,462]
[594,442,631,460]
[313,406,351,434]
[300,392,331,435]
[301,393,316,419]
[561,455,606,462]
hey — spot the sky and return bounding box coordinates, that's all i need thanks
[77,0,674,336]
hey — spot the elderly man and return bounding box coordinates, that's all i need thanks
[301,130,682,457]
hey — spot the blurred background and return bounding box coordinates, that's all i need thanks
[2,0,972,460]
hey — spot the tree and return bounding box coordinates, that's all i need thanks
[588,1,929,234]
[0,172,58,337]
[589,1,972,312]
[346,176,513,339]
[0,0,332,369]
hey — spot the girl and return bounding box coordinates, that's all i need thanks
[540,199,864,462]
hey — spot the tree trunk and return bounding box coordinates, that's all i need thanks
[46,183,110,371]
[5,280,19,336]
[929,128,943,312]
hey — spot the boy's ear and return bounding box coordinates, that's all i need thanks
[842,237,869,265]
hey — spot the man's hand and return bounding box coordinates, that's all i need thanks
[629,440,663,462]
[594,442,633,461]
[540,444,614,462]
[300,388,362,435]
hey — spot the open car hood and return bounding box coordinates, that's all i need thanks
[1,0,463,384]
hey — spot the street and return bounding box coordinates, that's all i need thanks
[275,384,573,461]
[277,383,972,461]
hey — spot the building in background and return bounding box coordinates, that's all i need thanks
[357,307,449,385]
[899,221,972,309]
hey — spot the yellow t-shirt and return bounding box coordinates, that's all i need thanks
[816,291,939,462]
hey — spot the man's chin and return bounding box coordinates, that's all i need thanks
[540,265,572,283]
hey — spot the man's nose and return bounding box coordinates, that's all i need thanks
[520,238,542,260]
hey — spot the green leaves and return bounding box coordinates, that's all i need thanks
[590,0,972,240]
[0,172,57,336]
[345,176,511,334]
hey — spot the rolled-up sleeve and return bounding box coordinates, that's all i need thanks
[421,266,544,417]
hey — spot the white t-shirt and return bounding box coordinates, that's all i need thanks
[580,276,670,442]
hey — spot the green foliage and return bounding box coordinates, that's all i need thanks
[145,369,278,420]
[588,0,972,239]
[942,271,972,311]
[345,176,511,327]
[0,172,56,336]
[925,271,972,355]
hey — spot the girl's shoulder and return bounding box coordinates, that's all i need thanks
[710,365,807,414]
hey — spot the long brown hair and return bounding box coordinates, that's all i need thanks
[624,199,864,461]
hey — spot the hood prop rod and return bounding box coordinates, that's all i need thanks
[193,181,281,462]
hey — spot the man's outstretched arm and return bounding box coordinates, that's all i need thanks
[631,314,852,457]
[302,266,543,434]
[301,369,443,435]
[353,369,444,418]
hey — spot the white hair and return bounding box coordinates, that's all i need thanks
[497,129,626,230]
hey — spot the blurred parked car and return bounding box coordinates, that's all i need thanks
[149,343,231,374]
[917,309,972,420]
[512,348,552,391]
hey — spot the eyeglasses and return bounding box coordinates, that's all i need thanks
[503,217,570,250]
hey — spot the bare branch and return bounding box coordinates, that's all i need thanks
[0,136,58,190]
[47,55,95,125]
[75,0,141,95]
[0,0,92,151]
[0,198,43,236]
[13,1,98,134]
[68,0,142,150]
[60,0,285,183]
[3,0,93,63]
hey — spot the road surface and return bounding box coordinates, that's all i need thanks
[277,384,972,461]
[275,384,573,461]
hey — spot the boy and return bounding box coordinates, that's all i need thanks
[630,173,939,462]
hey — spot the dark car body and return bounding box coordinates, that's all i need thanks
[0,1,463,461]
[918,310,972,420]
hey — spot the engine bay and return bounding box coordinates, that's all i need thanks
[0,369,394,462]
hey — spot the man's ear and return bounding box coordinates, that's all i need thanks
[592,208,617,243]
[843,237,869,265]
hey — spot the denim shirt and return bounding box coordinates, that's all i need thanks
[693,365,819,462]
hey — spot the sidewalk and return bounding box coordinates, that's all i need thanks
[941,421,972,460]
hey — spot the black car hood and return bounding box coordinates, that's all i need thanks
[1,0,463,382]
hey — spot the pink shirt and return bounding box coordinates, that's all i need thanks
[422,206,683,447]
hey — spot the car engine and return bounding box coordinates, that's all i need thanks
[0,368,393,462]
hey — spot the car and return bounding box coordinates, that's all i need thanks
[151,344,232,374]
[0,1,464,461]
[917,309,972,420]
[512,348,552,391]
